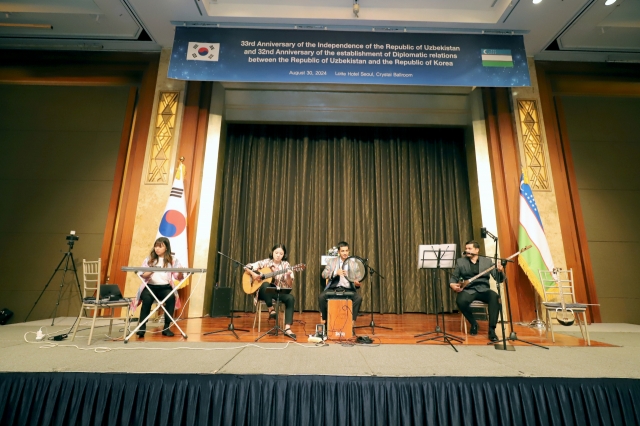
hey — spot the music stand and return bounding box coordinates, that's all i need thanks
[255,286,291,342]
[203,252,250,339]
[415,244,463,352]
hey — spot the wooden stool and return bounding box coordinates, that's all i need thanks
[327,299,353,340]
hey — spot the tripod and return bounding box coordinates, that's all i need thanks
[415,246,463,352]
[255,286,290,341]
[354,262,392,335]
[25,237,83,326]
[203,252,249,339]
[481,228,548,351]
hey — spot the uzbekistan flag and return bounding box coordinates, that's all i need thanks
[518,172,555,297]
[157,164,190,276]
[481,49,513,68]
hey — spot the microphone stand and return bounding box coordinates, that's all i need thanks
[353,261,392,335]
[203,252,249,339]
[481,228,548,351]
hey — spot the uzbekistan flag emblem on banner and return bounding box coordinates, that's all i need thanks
[481,49,513,67]
[518,172,555,297]
[157,164,190,275]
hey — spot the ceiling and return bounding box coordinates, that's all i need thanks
[0,0,639,62]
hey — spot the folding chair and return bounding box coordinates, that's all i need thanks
[71,259,130,345]
[459,300,489,335]
[539,268,591,346]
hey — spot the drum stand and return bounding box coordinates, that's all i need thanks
[203,252,249,339]
[353,263,392,335]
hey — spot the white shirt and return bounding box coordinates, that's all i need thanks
[334,259,351,288]
[148,258,172,285]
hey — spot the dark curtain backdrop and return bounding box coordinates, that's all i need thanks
[2,373,638,426]
[216,124,474,314]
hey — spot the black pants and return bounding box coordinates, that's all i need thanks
[139,284,176,331]
[318,287,362,321]
[257,282,295,325]
[456,289,500,329]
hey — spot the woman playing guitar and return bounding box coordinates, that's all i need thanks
[245,244,297,340]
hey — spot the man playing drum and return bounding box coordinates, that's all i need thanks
[319,241,363,333]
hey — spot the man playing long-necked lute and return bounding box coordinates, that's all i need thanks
[450,240,504,342]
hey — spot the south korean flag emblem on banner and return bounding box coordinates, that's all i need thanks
[187,42,220,61]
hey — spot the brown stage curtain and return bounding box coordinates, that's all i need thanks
[216,124,474,314]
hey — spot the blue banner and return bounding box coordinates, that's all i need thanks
[169,27,530,87]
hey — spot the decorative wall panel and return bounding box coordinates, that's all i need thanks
[146,91,179,184]
[518,100,549,190]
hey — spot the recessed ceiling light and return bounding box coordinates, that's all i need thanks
[533,0,542,4]
[605,0,617,5]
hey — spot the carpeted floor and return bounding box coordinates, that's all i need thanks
[1,319,639,378]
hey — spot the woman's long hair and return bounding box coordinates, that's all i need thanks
[148,237,174,267]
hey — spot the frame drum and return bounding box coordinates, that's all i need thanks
[343,256,368,283]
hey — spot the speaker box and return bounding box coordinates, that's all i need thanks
[210,287,232,318]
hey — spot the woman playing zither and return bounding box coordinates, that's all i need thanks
[131,237,184,338]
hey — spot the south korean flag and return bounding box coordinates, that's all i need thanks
[187,42,220,61]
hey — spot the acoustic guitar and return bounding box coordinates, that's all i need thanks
[458,245,532,290]
[242,264,306,294]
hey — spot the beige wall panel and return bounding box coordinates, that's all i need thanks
[124,49,187,302]
[563,97,640,143]
[512,59,566,270]
[0,84,129,323]
[561,95,640,324]
[225,90,471,126]
[570,140,640,191]
[578,190,640,242]
[589,242,638,299]
[598,297,640,325]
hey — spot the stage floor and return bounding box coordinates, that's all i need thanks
[132,311,606,347]
[3,315,640,380]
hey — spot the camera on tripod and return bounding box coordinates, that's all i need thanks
[66,230,79,249]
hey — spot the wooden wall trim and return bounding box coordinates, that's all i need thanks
[1,49,161,303]
[107,58,160,294]
[100,86,138,281]
[482,87,536,322]
[531,60,640,323]
[535,63,601,322]
[553,98,600,320]
[174,81,213,310]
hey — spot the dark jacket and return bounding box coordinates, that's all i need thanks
[450,256,505,293]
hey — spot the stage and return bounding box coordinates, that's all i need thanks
[1,315,639,425]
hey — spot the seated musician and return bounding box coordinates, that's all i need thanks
[245,244,297,340]
[132,237,184,338]
[319,241,363,334]
[450,240,504,342]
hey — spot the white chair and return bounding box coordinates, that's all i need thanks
[253,299,285,333]
[539,269,591,346]
[71,259,130,345]
[460,300,489,335]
